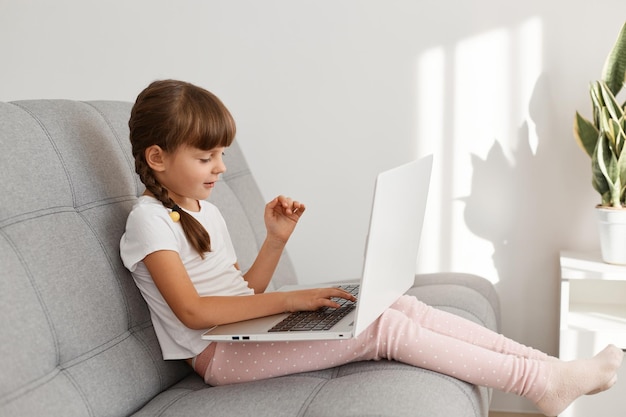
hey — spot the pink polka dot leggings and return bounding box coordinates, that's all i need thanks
[193,295,550,402]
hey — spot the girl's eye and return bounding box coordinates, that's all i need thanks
[199,151,224,163]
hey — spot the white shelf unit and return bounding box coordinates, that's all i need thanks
[559,251,626,417]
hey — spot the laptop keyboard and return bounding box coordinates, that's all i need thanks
[268,284,360,332]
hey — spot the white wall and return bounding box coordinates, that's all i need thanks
[3,0,625,412]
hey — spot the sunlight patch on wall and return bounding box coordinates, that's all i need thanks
[518,17,543,155]
[455,27,511,162]
[413,46,445,274]
[414,17,543,284]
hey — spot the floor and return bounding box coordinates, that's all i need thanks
[489,413,542,417]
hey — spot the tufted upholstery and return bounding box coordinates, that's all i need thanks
[0,100,499,417]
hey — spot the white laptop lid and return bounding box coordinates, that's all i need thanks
[352,155,433,337]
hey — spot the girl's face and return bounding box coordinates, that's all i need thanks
[153,145,227,210]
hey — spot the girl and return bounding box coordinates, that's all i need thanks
[120,79,622,417]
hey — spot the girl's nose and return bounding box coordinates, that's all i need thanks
[215,159,226,173]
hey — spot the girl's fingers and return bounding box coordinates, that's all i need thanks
[292,202,305,216]
[273,195,305,216]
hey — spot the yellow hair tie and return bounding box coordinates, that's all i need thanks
[170,205,181,222]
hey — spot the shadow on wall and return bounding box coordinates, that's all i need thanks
[460,73,572,352]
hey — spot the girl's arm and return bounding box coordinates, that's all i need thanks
[243,196,305,293]
[143,249,355,330]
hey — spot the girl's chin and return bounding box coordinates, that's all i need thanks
[199,189,213,200]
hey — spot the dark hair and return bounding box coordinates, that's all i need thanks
[129,79,236,257]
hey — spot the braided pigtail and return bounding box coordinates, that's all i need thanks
[129,79,235,258]
[136,158,212,257]
[171,205,212,255]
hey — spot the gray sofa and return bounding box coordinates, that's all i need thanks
[0,99,501,417]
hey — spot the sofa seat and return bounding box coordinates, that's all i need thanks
[131,274,499,417]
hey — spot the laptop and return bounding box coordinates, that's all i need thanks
[201,155,433,342]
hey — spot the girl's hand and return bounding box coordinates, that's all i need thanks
[244,196,305,293]
[264,195,306,244]
[284,287,357,312]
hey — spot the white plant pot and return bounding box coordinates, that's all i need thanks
[596,207,626,265]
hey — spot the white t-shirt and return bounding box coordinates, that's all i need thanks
[120,196,254,360]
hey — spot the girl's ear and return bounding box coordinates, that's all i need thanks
[145,145,166,172]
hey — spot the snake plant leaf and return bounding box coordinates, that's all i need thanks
[600,107,619,153]
[617,137,626,205]
[592,134,611,202]
[602,22,626,96]
[618,121,626,188]
[617,154,626,206]
[598,81,625,122]
[595,131,623,207]
[621,116,626,155]
[574,111,599,157]
[592,170,611,206]
[606,117,626,155]
[610,118,625,154]
[590,81,604,126]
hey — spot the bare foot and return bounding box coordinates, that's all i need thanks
[534,345,623,416]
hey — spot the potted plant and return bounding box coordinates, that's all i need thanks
[574,22,626,264]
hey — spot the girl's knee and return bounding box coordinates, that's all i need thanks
[389,294,414,310]
[389,294,429,316]
[377,307,412,329]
